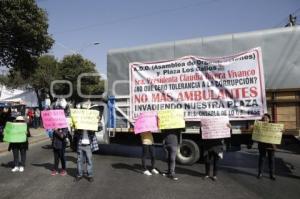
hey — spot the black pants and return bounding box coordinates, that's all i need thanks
[12,148,26,167]
[258,149,275,176]
[204,151,218,177]
[142,145,155,170]
[165,145,177,175]
[53,148,66,171]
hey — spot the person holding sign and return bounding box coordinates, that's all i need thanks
[74,129,99,182]
[72,105,99,182]
[161,128,182,181]
[140,132,159,176]
[4,116,31,172]
[51,128,68,176]
[158,109,185,181]
[256,114,277,180]
[134,112,159,176]
[200,117,230,181]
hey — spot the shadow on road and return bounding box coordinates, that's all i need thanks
[65,156,77,164]
[111,163,142,174]
[31,163,53,171]
[1,161,14,169]
[175,166,205,177]
[219,151,300,180]
[41,145,52,150]
[97,144,166,160]
[31,162,78,178]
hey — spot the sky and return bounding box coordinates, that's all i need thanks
[37,0,300,77]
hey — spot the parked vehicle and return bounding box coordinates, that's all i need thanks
[96,26,300,165]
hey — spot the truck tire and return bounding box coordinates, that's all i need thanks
[176,139,200,165]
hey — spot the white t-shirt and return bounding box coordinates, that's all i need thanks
[81,130,90,145]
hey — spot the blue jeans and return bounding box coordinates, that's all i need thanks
[77,145,93,177]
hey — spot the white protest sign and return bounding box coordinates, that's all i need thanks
[201,116,231,139]
[130,47,266,121]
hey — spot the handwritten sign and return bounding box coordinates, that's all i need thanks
[67,117,73,127]
[201,116,231,139]
[252,121,284,144]
[70,109,99,131]
[41,110,68,129]
[158,109,185,130]
[3,122,27,143]
[134,112,158,134]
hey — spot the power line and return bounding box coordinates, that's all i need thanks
[273,7,300,28]
[293,7,300,15]
[53,0,221,35]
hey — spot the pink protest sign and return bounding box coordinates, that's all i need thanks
[201,116,231,139]
[41,110,68,129]
[134,112,158,134]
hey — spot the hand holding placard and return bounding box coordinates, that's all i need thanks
[252,121,284,144]
[201,116,231,139]
[70,109,99,131]
[3,122,27,143]
[158,109,185,130]
[41,110,68,129]
[134,112,158,134]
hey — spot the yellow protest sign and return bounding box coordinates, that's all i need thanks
[70,109,99,131]
[158,109,185,130]
[252,121,284,144]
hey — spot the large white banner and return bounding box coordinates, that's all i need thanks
[130,47,266,121]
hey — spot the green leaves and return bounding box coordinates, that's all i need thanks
[58,54,104,103]
[0,0,54,75]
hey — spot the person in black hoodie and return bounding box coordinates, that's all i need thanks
[51,128,68,176]
[257,113,277,180]
[162,128,182,181]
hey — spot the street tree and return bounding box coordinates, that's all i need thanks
[57,54,104,104]
[31,55,60,107]
[0,0,54,76]
[0,55,59,108]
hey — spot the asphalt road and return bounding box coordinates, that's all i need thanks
[0,140,300,199]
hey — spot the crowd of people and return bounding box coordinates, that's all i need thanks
[2,107,278,182]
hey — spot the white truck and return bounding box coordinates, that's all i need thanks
[95,26,300,165]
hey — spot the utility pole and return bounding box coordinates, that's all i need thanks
[285,14,297,27]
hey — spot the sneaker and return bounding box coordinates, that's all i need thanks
[60,170,67,176]
[257,173,263,179]
[211,176,217,181]
[51,170,58,176]
[11,167,19,172]
[151,168,159,175]
[203,175,210,180]
[270,175,276,181]
[143,170,152,176]
[169,175,179,181]
[87,177,94,182]
[75,176,82,182]
[19,166,24,172]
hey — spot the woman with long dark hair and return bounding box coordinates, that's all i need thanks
[257,113,276,180]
